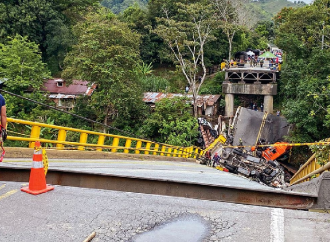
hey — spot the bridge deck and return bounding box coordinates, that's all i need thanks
[0,158,315,209]
[0,158,299,192]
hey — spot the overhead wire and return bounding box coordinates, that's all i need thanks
[5,90,328,151]
[0,89,147,140]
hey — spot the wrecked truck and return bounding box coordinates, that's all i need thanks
[200,107,293,187]
[217,145,291,188]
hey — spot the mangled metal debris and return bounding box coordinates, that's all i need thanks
[197,118,219,149]
[198,107,293,188]
[213,145,292,188]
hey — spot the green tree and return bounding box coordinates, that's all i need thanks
[273,2,330,143]
[255,20,275,41]
[119,3,162,63]
[102,0,148,14]
[0,35,51,121]
[0,35,50,93]
[0,0,100,74]
[274,4,328,57]
[154,1,216,117]
[140,97,199,146]
[62,8,146,132]
[213,0,256,59]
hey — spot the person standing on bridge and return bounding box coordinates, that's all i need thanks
[0,93,7,142]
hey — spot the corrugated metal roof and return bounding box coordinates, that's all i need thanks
[49,94,76,99]
[143,92,221,106]
[41,79,96,96]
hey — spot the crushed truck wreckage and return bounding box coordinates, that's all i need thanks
[215,144,292,188]
[198,107,294,188]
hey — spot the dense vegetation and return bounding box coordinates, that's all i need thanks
[273,0,330,163]
[1,0,329,163]
[101,0,306,21]
[248,0,306,21]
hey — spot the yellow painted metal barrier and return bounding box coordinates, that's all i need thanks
[290,153,325,185]
[290,140,330,185]
[202,134,227,155]
[6,118,202,159]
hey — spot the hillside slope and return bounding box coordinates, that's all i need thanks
[250,0,306,21]
[101,0,148,14]
[101,0,306,21]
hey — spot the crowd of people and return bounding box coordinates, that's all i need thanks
[220,49,283,71]
[248,102,281,116]
[249,102,264,112]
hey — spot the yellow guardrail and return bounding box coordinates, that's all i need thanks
[290,140,330,185]
[6,118,203,159]
[203,134,227,155]
[290,153,326,185]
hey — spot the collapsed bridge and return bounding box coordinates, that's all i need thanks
[1,115,330,211]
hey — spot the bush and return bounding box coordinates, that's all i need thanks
[199,72,224,95]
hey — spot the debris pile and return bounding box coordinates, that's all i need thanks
[197,118,218,149]
[199,107,294,188]
[216,145,291,188]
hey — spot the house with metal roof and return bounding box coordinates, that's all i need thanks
[143,92,221,117]
[41,79,97,109]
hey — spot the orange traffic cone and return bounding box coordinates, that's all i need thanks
[21,141,54,195]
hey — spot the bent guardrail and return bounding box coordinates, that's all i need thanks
[290,153,326,185]
[6,118,203,159]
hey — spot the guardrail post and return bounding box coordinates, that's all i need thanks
[178,148,183,157]
[29,125,41,148]
[167,148,172,157]
[124,139,132,153]
[78,132,88,150]
[56,129,67,150]
[187,147,193,158]
[135,140,142,154]
[194,148,199,158]
[96,135,105,152]
[160,145,166,156]
[145,142,151,155]
[173,148,178,157]
[153,144,159,155]
[183,148,188,158]
[111,137,120,153]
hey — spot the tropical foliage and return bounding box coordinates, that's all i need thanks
[0,0,324,155]
[139,97,199,146]
[62,8,147,132]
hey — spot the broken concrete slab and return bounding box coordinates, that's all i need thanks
[285,172,330,210]
[232,107,291,147]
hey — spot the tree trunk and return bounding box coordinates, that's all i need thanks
[228,39,232,60]
[193,95,198,118]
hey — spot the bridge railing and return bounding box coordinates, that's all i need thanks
[203,134,227,154]
[6,118,203,159]
[290,153,330,185]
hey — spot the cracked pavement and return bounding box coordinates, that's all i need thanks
[0,182,330,241]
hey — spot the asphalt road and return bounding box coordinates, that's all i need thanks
[0,181,330,242]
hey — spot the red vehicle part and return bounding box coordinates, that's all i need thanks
[262,142,291,161]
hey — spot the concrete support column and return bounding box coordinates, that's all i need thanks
[225,94,234,117]
[264,95,273,114]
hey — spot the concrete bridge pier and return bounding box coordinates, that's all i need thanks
[225,94,234,117]
[223,68,278,117]
[264,95,273,114]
